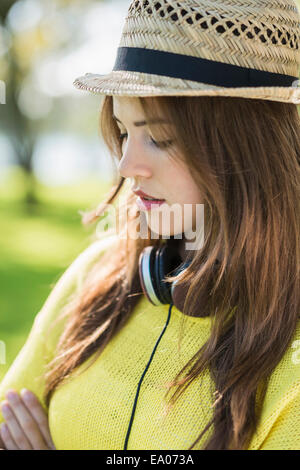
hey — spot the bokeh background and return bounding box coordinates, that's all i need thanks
[0,0,129,380]
[0,0,300,381]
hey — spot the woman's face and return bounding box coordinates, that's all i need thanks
[112,96,203,245]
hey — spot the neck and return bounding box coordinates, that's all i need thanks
[170,234,198,262]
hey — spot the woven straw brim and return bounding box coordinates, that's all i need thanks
[73,71,300,104]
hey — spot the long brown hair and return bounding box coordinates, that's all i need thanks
[43,95,300,450]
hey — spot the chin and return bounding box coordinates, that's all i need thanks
[143,204,195,239]
[146,218,192,241]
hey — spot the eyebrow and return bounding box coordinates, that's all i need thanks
[112,114,169,127]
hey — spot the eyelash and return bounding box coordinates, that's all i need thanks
[119,133,172,149]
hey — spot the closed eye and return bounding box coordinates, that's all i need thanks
[119,133,173,149]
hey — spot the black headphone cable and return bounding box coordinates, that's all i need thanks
[123,301,174,450]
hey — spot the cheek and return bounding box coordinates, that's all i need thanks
[174,179,202,205]
[165,161,201,201]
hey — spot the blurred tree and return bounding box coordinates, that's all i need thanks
[0,0,42,210]
[0,0,100,211]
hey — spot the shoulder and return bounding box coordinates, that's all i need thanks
[70,232,119,271]
[260,321,300,418]
[269,321,300,393]
[48,233,118,299]
[248,322,300,449]
[33,233,119,333]
[69,233,119,281]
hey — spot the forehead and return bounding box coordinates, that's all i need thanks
[112,96,170,127]
[112,96,143,116]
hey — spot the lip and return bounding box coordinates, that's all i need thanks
[132,188,165,201]
[136,196,166,211]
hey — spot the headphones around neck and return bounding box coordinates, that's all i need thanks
[125,236,219,449]
[138,240,191,307]
[138,236,221,315]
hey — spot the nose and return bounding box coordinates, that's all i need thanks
[117,138,152,179]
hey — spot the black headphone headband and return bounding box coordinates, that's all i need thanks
[138,238,194,308]
[138,237,222,316]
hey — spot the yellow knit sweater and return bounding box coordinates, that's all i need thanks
[0,234,299,450]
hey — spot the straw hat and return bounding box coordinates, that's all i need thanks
[73,0,300,104]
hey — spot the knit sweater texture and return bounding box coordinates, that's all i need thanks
[0,234,299,450]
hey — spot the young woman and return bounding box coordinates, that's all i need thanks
[0,0,300,450]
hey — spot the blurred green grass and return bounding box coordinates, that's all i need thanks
[0,166,112,381]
